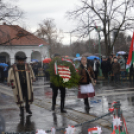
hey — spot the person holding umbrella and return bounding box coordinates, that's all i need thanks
[7,56,36,116]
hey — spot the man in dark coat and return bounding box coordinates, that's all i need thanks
[112,58,121,83]
[129,63,134,82]
[0,66,2,82]
[50,54,67,113]
[43,63,50,81]
[0,66,4,82]
[101,57,111,79]
[32,62,38,80]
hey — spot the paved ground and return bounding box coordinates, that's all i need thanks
[0,78,134,134]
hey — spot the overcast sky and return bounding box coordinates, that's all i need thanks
[13,0,81,45]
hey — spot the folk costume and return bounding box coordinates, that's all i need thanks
[7,56,35,116]
[78,63,95,109]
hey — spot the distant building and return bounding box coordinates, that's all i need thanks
[0,23,50,65]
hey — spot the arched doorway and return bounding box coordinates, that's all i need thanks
[31,51,42,67]
[15,51,26,62]
[31,51,41,62]
[0,52,10,64]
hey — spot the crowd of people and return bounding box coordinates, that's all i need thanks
[0,54,130,84]
[101,54,128,83]
[1,53,134,116]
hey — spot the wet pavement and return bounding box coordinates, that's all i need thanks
[0,78,134,134]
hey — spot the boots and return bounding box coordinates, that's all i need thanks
[84,98,90,109]
[26,115,32,124]
[25,105,32,115]
[61,101,67,113]
[19,107,24,116]
[51,104,55,111]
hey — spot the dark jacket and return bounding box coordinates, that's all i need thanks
[33,64,38,71]
[130,63,134,74]
[78,64,95,85]
[101,59,111,73]
[43,63,49,72]
[91,60,100,72]
[112,62,121,74]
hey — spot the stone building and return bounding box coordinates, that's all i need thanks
[0,24,49,65]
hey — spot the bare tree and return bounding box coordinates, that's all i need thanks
[35,18,64,56]
[0,0,23,24]
[113,32,130,53]
[0,0,23,46]
[67,0,134,56]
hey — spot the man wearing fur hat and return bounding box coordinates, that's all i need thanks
[7,56,36,116]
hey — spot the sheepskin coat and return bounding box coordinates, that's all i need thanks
[7,63,35,107]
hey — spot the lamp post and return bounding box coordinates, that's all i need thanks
[64,31,73,45]
[88,14,90,53]
[95,26,102,76]
[95,26,101,61]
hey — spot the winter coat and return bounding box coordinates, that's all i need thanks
[112,62,121,74]
[32,64,38,71]
[118,56,126,69]
[130,63,134,74]
[101,60,111,73]
[43,63,49,73]
[78,64,95,84]
[90,60,100,72]
[7,63,35,107]
[78,64,95,98]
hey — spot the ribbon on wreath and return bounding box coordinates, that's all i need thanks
[54,62,71,83]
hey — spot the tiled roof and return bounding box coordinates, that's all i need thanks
[0,24,48,46]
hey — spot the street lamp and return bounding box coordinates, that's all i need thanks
[64,31,74,45]
[87,13,90,53]
[94,26,102,76]
[85,12,92,53]
[95,26,102,60]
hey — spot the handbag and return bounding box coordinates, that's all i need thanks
[84,68,96,86]
[80,83,94,94]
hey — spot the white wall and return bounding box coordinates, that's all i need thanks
[0,45,50,65]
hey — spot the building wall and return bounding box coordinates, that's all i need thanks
[0,45,49,65]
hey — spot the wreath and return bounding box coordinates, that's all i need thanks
[48,57,80,88]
